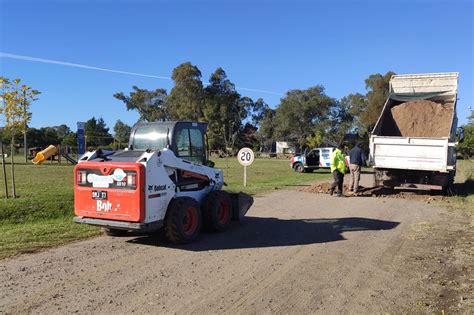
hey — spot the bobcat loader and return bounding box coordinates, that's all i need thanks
[73,121,253,243]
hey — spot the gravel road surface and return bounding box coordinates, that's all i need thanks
[1,174,471,314]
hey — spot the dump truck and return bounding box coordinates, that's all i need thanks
[369,72,460,191]
[73,121,253,243]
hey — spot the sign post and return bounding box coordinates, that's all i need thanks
[237,147,254,187]
[77,122,85,156]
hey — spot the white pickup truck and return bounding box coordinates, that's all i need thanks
[369,72,461,191]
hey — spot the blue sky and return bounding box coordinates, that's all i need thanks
[0,0,473,132]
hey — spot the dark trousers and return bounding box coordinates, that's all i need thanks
[330,170,344,193]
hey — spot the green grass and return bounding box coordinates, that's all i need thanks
[450,159,474,225]
[0,162,101,258]
[215,157,331,195]
[0,157,330,258]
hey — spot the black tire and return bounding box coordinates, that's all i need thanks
[103,228,128,237]
[202,191,232,232]
[293,163,305,173]
[442,171,456,196]
[164,197,202,244]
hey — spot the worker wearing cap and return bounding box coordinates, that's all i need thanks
[348,142,366,193]
[329,144,346,197]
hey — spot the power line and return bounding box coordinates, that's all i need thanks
[0,52,284,96]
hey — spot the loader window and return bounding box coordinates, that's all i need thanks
[175,127,205,164]
[190,129,204,158]
[132,125,168,151]
[176,129,191,156]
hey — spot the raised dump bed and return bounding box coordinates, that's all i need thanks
[370,72,459,191]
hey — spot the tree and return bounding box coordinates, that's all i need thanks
[258,106,276,151]
[113,120,132,144]
[167,62,205,121]
[326,93,367,145]
[114,86,168,122]
[273,85,336,147]
[203,68,248,152]
[84,117,112,147]
[54,124,71,140]
[62,132,77,147]
[359,71,395,132]
[248,98,273,151]
[0,77,40,197]
[0,77,40,163]
[249,98,269,126]
[457,111,474,158]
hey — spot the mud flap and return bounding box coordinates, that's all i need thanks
[229,192,254,221]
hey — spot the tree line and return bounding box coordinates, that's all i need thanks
[2,66,472,158]
[113,62,397,153]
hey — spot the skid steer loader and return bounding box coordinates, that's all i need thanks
[73,121,253,243]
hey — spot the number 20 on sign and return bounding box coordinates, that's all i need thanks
[237,147,254,187]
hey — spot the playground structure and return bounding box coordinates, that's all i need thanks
[31,145,77,165]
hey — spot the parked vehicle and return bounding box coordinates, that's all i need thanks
[73,121,253,244]
[369,72,461,192]
[290,147,350,173]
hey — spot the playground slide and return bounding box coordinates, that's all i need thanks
[61,152,77,164]
[32,145,57,164]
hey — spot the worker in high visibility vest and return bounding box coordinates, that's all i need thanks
[329,143,347,197]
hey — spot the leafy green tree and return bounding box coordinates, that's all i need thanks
[84,117,112,147]
[113,120,132,144]
[250,99,274,151]
[62,132,77,147]
[0,77,40,197]
[326,93,367,145]
[359,71,395,131]
[203,68,249,152]
[274,85,336,147]
[40,127,60,146]
[0,77,40,163]
[54,124,71,140]
[457,111,474,158]
[239,123,259,150]
[168,62,205,121]
[114,86,168,122]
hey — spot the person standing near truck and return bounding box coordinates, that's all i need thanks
[329,144,346,197]
[348,142,366,193]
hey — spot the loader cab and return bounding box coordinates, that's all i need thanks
[129,121,208,165]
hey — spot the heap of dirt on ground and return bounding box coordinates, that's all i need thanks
[300,183,448,202]
[384,100,453,137]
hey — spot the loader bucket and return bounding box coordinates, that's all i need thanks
[230,192,254,221]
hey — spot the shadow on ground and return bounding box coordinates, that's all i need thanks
[127,216,399,251]
[452,179,474,197]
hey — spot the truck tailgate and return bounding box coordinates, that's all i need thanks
[371,136,450,172]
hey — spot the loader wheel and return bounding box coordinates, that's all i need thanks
[202,191,232,232]
[293,163,305,173]
[103,228,128,237]
[164,197,201,244]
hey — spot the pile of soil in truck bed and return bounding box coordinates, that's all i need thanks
[383,100,453,137]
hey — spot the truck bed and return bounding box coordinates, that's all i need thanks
[370,136,453,172]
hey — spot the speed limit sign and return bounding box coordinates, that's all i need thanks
[237,147,254,166]
[237,148,254,187]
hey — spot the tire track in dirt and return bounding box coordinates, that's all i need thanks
[1,174,455,314]
[222,246,311,314]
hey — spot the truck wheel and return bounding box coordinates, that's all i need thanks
[202,191,232,232]
[293,163,305,173]
[103,228,128,237]
[165,197,202,244]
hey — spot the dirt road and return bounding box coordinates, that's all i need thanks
[1,175,472,314]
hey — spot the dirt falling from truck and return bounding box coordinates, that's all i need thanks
[384,100,453,137]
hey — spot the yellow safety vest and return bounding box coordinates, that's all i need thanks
[330,149,346,173]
